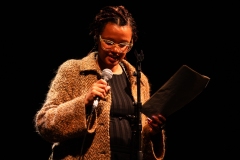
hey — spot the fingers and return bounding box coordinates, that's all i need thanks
[147,114,166,134]
[84,79,110,106]
[155,114,166,123]
[151,114,166,124]
[92,83,109,98]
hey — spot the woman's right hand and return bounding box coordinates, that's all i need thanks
[84,79,111,107]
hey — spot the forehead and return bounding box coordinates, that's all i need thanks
[101,22,132,41]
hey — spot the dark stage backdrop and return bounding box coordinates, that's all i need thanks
[5,1,239,159]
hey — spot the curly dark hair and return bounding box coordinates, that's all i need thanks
[89,5,138,43]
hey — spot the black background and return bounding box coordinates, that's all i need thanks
[4,1,239,159]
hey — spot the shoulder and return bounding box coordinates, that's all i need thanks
[58,59,81,73]
[57,52,98,73]
[121,59,149,84]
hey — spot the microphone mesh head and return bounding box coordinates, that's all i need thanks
[102,68,113,81]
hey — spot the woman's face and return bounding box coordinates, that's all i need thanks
[97,22,132,70]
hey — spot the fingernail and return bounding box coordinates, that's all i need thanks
[147,117,152,121]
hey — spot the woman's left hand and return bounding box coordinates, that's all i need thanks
[147,114,166,135]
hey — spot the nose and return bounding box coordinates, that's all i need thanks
[111,44,122,53]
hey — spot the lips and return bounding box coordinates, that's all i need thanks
[108,55,119,61]
[109,56,118,61]
[108,55,119,63]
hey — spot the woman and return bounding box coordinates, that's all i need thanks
[34,5,166,160]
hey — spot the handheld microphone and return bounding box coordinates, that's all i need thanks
[92,68,113,112]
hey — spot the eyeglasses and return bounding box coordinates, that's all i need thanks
[99,35,133,53]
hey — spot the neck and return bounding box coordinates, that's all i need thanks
[112,65,123,74]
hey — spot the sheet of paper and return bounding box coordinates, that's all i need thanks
[141,65,210,118]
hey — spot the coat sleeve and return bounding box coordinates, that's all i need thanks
[142,117,166,160]
[140,73,166,160]
[34,60,89,143]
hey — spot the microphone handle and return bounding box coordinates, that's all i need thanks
[92,77,108,112]
[92,97,100,113]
